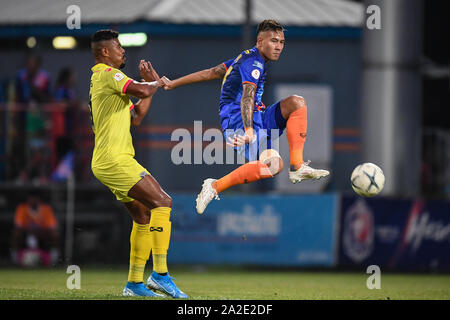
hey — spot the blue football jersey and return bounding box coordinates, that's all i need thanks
[217,47,287,161]
[219,47,267,123]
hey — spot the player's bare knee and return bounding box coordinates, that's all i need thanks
[281,95,306,117]
[289,95,306,109]
[164,195,173,208]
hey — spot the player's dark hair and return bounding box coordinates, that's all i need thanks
[91,29,119,43]
[256,19,284,36]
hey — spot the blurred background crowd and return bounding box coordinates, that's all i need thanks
[1,53,86,185]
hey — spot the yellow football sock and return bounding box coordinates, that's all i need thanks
[127,221,152,283]
[150,207,172,274]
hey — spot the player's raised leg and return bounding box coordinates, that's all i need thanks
[196,149,284,214]
[281,95,329,183]
[127,175,188,299]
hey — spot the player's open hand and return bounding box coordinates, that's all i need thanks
[226,132,256,147]
[139,60,163,87]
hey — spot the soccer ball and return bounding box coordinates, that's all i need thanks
[350,163,385,197]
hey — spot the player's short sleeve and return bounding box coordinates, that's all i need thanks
[222,58,235,71]
[104,68,133,95]
[239,56,264,87]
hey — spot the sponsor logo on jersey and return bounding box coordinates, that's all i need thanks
[251,69,260,80]
[114,72,124,81]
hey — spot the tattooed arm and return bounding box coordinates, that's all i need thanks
[226,83,256,147]
[224,83,256,148]
[162,63,227,90]
[241,83,256,133]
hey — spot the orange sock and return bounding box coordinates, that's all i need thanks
[286,106,307,170]
[213,161,273,193]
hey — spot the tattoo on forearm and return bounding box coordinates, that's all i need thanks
[241,84,256,129]
[213,64,227,77]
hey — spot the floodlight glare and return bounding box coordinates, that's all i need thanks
[118,33,147,47]
[26,37,36,48]
[52,36,77,49]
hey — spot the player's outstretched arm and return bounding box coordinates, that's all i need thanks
[163,63,227,90]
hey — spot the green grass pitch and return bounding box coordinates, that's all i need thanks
[0,267,449,300]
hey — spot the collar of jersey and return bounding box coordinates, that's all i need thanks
[91,63,111,72]
[251,46,266,65]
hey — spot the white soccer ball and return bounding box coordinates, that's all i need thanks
[350,163,385,197]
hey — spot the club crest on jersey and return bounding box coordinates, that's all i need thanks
[251,69,260,80]
[114,72,124,81]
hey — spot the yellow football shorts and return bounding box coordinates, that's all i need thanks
[92,156,150,203]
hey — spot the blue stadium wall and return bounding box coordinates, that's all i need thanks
[168,193,450,272]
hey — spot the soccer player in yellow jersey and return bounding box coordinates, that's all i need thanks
[89,30,187,298]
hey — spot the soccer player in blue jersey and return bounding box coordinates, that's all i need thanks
[162,20,329,214]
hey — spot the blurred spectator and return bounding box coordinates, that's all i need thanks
[12,53,52,184]
[10,191,59,267]
[52,67,78,169]
[15,53,51,104]
[17,147,50,185]
[54,67,77,103]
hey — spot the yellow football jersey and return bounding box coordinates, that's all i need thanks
[89,63,134,167]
